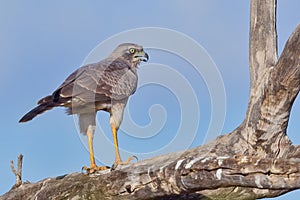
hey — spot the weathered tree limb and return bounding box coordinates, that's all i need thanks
[1,152,300,199]
[238,22,300,157]
[9,154,23,189]
[249,0,277,82]
[2,0,300,199]
[244,0,282,156]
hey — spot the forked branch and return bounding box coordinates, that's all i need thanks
[10,154,23,188]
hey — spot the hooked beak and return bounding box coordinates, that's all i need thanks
[135,50,149,62]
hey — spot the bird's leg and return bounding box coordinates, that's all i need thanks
[110,103,136,170]
[112,126,121,163]
[111,126,135,170]
[87,126,97,169]
[82,125,108,173]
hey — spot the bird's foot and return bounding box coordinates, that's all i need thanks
[111,155,138,170]
[82,164,109,174]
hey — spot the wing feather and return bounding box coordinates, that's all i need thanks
[52,58,137,107]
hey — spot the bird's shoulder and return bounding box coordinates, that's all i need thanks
[55,57,131,89]
[52,57,137,103]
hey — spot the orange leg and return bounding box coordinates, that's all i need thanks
[82,125,108,173]
[111,126,135,169]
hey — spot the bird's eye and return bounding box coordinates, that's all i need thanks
[129,48,135,54]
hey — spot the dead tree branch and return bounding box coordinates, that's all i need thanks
[9,154,23,189]
[1,153,300,200]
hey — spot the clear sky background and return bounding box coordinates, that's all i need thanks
[1,1,300,199]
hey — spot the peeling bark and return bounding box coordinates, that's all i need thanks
[2,0,300,199]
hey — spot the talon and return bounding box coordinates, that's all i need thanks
[129,155,138,162]
[111,155,138,171]
[82,166,89,172]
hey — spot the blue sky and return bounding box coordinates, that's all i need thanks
[0,1,300,199]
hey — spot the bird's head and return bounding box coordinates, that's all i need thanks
[110,43,149,66]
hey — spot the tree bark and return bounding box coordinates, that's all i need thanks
[2,0,300,199]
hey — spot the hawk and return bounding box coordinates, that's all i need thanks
[19,43,149,173]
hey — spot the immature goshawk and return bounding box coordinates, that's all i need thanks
[19,43,149,173]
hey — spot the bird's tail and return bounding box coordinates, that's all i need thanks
[19,100,57,123]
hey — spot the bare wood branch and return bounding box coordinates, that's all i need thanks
[240,1,300,157]
[9,154,23,188]
[237,23,300,157]
[2,153,300,200]
[249,0,277,87]
[275,23,300,87]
